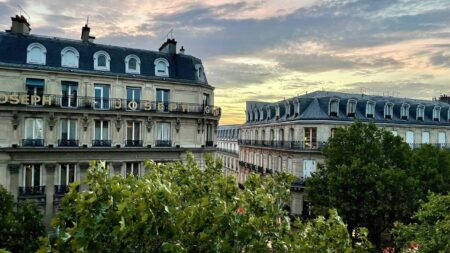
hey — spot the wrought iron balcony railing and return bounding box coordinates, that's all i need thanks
[22,139,44,147]
[18,186,45,196]
[238,139,327,151]
[54,185,79,195]
[205,141,214,147]
[58,139,79,147]
[92,140,112,147]
[125,140,143,147]
[155,140,172,147]
[0,92,221,117]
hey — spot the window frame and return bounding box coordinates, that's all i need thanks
[60,118,77,141]
[384,102,394,119]
[366,101,375,118]
[329,98,339,117]
[23,164,42,187]
[347,99,357,117]
[154,58,170,77]
[401,103,410,120]
[433,106,441,122]
[93,51,111,71]
[61,47,80,68]
[26,43,47,65]
[124,54,141,74]
[416,105,425,121]
[94,120,110,141]
[58,163,77,186]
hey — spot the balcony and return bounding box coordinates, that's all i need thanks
[156,140,172,147]
[238,139,326,151]
[58,139,79,147]
[125,140,143,147]
[205,141,214,147]
[0,92,221,117]
[54,185,79,195]
[92,140,112,147]
[18,186,45,196]
[22,139,44,147]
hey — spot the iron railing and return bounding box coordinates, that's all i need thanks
[92,140,112,147]
[58,139,79,147]
[22,139,44,147]
[205,141,214,147]
[238,139,327,151]
[54,185,79,195]
[217,148,239,154]
[155,140,172,147]
[125,140,143,147]
[18,186,45,196]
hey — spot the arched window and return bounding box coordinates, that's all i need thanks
[154,58,169,77]
[125,54,141,74]
[61,47,79,68]
[27,43,47,65]
[366,101,375,118]
[329,99,339,116]
[195,64,205,82]
[93,51,111,71]
[417,105,425,121]
[433,106,441,122]
[384,102,394,119]
[401,103,410,120]
[347,99,357,117]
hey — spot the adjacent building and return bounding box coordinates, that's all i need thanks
[0,15,220,224]
[238,91,450,216]
[216,125,241,182]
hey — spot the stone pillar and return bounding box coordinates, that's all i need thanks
[44,163,56,226]
[79,162,90,191]
[8,164,20,199]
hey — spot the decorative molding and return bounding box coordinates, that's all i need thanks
[115,115,122,132]
[48,112,57,131]
[82,114,89,131]
[11,111,19,130]
[197,119,202,133]
[175,118,181,133]
[146,117,153,133]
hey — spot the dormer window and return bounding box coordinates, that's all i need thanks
[384,103,394,119]
[195,64,205,82]
[433,106,441,122]
[366,101,375,118]
[329,99,339,116]
[93,51,111,71]
[401,104,410,120]
[347,99,356,117]
[294,100,300,117]
[125,55,141,74]
[417,105,425,121]
[27,43,47,65]
[61,47,79,68]
[154,58,169,77]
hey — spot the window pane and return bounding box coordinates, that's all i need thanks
[95,121,101,140]
[68,164,75,183]
[61,119,68,139]
[33,165,40,186]
[129,58,136,70]
[127,121,133,140]
[134,122,140,140]
[25,119,34,139]
[35,119,43,139]
[102,121,109,140]
[98,55,106,66]
[60,165,67,185]
[25,164,32,187]
[69,120,77,139]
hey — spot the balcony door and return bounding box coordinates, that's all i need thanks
[23,164,42,189]
[156,89,170,112]
[94,84,110,109]
[126,87,141,110]
[24,118,44,146]
[156,122,171,146]
[406,131,414,147]
[126,121,141,147]
[94,120,110,146]
[303,160,316,178]
[60,119,77,146]
[304,127,317,149]
[58,164,76,186]
[61,81,78,107]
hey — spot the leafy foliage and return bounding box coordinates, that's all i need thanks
[392,193,450,253]
[306,122,420,248]
[0,185,46,253]
[42,154,371,252]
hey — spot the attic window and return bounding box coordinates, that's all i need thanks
[329,99,339,117]
[347,100,356,117]
[366,101,375,118]
[125,54,141,74]
[433,106,441,122]
[195,64,206,82]
[27,43,47,65]
[417,105,425,121]
[384,103,394,119]
[154,58,169,77]
[401,104,410,120]
[61,47,79,68]
[93,51,111,71]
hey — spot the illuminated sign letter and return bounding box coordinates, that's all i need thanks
[42,95,52,106]
[30,95,41,105]
[20,95,30,105]
[144,101,152,111]
[9,94,19,104]
[0,93,8,104]
[128,101,138,110]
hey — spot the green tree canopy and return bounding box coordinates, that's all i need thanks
[42,154,371,252]
[0,185,46,253]
[392,193,450,253]
[306,122,419,248]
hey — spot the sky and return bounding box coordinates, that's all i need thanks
[1,0,450,124]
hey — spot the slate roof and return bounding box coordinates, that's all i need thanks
[245,91,450,126]
[0,31,209,86]
[217,125,241,139]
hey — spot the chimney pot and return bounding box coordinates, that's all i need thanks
[81,24,95,43]
[159,38,177,54]
[179,46,185,54]
[9,15,31,35]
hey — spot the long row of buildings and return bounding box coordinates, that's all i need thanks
[217,91,450,216]
[0,15,220,224]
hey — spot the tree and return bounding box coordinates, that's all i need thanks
[42,154,371,252]
[392,193,450,253]
[0,185,46,253]
[306,122,419,248]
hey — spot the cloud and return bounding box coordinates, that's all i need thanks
[430,51,450,68]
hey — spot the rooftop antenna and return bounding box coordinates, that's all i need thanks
[86,15,89,26]
[17,5,30,21]
[164,29,174,40]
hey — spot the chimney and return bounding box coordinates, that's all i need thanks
[179,46,185,55]
[159,38,177,54]
[9,15,31,35]
[81,24,95,43]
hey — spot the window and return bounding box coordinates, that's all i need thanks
[203,93,210,106]
[94,84,110,109]
[417,105,425,121]
[154,58,169,77]
[156,122,171,147]
[206,124,213,146]
[303,160,316,178]
[347,100,356,117]
[23,164,42,187]
[156,88,170,112]
[60,119,77,146]
[329,99,339,116]
[422,132,430,144]
[26,78,44,106]
[279,128,284,146]
[58,164,76,186]
[61,81,78,107]
[61,47,79,68]
[125,55,141,74]
[304,127,317,149]
[287,158,293,174]
[27,43,46,65]
[438,132,446,147]
[401,104,410,120]
[93,120,110,146]
[125,162,140,177]
[126,121,141,147]
[93,51,111,71]
[366,101,375,118]
[433,106,441,121]
[270,129,275,145]
[406,131,414,148]
[384,103,393,119]
[126,87,141,110]
[24,118,44,146]
[195,64,205,82]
